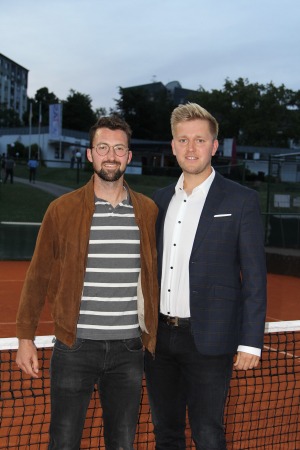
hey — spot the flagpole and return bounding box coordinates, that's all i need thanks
[59,102,63,159]
[38,102,42,160]
[29,102,32,159]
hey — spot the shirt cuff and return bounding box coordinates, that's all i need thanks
[237,345,261,357]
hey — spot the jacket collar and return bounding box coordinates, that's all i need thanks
[84,175,142,222]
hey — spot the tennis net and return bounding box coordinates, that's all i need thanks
[0,321,300,450]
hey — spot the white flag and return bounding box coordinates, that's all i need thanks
[49,104,62,138]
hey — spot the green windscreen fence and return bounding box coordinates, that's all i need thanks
[1,214,299,261]
[0,222,41,260]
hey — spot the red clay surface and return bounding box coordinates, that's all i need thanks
[1,261,300,450]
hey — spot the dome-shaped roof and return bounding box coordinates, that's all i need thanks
[165,81,182,92]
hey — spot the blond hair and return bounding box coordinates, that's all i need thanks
[171,102,218,140]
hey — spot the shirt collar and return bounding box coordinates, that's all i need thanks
[175,167,215,196]
[95,184,131,205]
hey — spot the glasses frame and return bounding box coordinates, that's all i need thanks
[92,143,129,157]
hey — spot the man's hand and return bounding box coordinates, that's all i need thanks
[234,351,260,371]
[16,339,39,378]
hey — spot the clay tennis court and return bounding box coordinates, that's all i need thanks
[1,261,300,449]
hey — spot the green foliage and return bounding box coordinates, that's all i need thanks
[187,78,300,147]
[0,103,22,127]
[23,87,59,126]
[114,86,174,141]
[9,141,27,158]
[25,143,40,159]
[62,89,97,132]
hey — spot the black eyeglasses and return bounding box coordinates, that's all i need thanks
[92,143,129,157]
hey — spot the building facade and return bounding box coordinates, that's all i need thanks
[0,53,28,121]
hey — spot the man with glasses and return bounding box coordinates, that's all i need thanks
[16,116,159,450]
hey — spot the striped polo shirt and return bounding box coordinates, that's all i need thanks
[76,187,141,340]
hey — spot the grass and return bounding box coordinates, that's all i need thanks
[0,182,57,222]
[1,165,178,222]
[3,163,300,223]
[14,163,178,196]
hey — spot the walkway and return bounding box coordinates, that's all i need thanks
[14,177,74,198]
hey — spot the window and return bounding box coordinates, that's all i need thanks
[54,147,65,159]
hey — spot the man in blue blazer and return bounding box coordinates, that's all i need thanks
[145,103,267,450]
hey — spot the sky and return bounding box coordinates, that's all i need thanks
[1,0,299,112]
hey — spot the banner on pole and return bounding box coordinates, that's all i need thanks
[49,104,62,138]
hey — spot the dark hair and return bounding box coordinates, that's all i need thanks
[89,116,132,149]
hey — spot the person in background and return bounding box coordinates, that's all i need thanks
[145,102,267,450]
[4,155,15,184]
[28,154,39,183]
[1,153,6,179]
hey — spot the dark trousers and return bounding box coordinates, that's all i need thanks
[29,167,36,182]
[49,337,144,450]
[4,168,13,184]
[145,321,234,450]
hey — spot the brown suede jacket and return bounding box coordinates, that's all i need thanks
[16,177,159,355]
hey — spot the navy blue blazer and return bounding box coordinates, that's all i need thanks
[153,171,267,355]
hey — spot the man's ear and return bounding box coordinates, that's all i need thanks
[171,140,176,156]
[87,148,93,163]
[212,140,219,156]
[127,151,132,165]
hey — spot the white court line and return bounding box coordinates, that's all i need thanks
[265,316,282,322]
[263,345,300,360]
[1,222,42,226]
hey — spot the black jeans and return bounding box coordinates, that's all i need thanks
[145,321,234,450]
[49,337,144,450]
[29,167,36,182]
[4,168,13,184]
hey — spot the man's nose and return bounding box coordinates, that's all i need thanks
[188,142,196,152]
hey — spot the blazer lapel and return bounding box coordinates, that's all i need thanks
[191,172,226,255]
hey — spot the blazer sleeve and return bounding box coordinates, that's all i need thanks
[238,189,267,349]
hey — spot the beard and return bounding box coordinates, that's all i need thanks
[94,161,126,182]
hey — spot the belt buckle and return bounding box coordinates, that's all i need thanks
[165,316,179,326]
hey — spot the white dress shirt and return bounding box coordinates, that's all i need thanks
[160,168,261,357]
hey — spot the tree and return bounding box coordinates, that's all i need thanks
[62,89,97,132]
[114,86,175,141]
[95,107,107,119]
[187,78,300,147]
[0,103,22,127]
[22,87,59,127]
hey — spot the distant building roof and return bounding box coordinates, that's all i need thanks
[123,81,198,106]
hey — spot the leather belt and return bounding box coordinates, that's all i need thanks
[160,313,191,328]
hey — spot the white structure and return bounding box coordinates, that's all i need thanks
[0,127,89,168]
[0,54,28,121]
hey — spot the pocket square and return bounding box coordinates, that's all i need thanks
[214,214,232,217]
